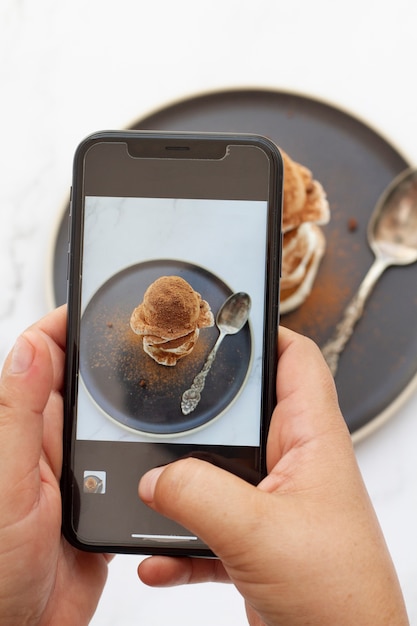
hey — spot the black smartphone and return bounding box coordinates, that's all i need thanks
[62,130,283,556]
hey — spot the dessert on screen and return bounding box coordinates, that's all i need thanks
[129,149,330,368]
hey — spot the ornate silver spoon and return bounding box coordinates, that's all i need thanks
[181,292,251,415]
[322,168,417,376]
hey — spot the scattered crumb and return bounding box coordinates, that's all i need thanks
[347,217,358,232]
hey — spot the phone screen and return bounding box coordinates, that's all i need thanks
[63,132,282,554]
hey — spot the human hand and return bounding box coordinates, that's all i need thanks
[138,326,409,626]
[0,306,109,626]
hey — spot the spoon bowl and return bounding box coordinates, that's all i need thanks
[216,291,252,335]
[369,169,417,264]
[322,168,417,376]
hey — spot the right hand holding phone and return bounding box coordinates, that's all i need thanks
[139,326,409,626]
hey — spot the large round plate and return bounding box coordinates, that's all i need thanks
[51,88,417,438]
[79,260,252,435]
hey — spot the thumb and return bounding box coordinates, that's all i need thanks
[0,330,54,522]
[139,457,264,563]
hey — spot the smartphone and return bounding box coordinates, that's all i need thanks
[62,130,283,556]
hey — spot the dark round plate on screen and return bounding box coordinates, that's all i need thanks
[51,88,417,439]
[79,259,252,435]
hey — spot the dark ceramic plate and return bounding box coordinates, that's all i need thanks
[51,88,417,437]
[79,260,252,435]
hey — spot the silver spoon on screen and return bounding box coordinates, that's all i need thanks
[181,292,251,415]
[322,168,417,376]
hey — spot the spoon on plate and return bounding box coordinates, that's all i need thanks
[322,168,417,376]
[181,292,251,415]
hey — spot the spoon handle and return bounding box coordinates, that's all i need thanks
[181,332,225,415]
[321,257,389,376]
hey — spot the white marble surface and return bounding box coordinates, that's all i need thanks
[1,0,417,623]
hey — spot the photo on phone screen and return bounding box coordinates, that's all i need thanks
[62,132,283,555]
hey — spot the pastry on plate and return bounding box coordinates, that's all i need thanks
[130,275,214,366]
[280,150,330,313]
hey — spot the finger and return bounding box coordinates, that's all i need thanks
[258,326,353,494]
[138,555,229,587]
[267,326,349,470]
[31,305,67,392]
[139,459,266,570]
[245,603,266,626]
[33,304,67,355]
[0,328,54,523]
[0,306,67,483]
[42,386,64,481]
[26,306,67,479]
[276,325,339,412]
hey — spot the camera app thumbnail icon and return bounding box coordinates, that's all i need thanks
[83,470,106,494]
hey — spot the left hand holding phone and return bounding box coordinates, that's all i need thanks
[0,306,110,626]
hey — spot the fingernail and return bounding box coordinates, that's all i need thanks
[9,335,35,374]
[139,466,165,503]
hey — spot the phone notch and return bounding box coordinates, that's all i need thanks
[126,136,228,160]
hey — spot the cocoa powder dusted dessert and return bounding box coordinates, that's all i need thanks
[130,275,214,366]
[280,150,330,313]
